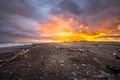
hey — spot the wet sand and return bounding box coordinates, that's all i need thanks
[0,42,120,80]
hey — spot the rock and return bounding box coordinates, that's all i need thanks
[41,55,43,59]
[78,49,85,53]
[73,78,78,80]
[39,77,43,79]
[18,78,23,80]
[9,71,13,74]
[59,60,64,63]
[44,73,47,75]
[82,79,87,80]
[72,72,77,76]
[73,64,77,66]
[112,53,120,60]
[86,71,89,75]
[76,66,80,69]
[60,63,64,66]
[28,64,32,67]
[81,64,86,67]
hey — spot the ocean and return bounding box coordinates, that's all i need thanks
[0,43,32,48]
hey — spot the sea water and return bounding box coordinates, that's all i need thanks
[0,43,32,48]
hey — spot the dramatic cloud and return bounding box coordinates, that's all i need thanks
[0,0,120,42]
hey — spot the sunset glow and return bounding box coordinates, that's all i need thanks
[39,17,120,42]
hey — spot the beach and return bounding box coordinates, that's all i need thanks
[0,42,120,80]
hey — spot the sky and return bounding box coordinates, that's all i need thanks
[0,0,120,42]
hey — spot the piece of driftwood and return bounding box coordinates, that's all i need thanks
[0,49,30,67]
[106,64,120,74]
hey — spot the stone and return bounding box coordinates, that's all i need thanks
[81,64,86,67]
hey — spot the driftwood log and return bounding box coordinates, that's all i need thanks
[0,49,30,67]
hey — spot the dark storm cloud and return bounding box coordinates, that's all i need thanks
[59,0,82,15]
[0,0,57,42]
[0,0,36,20]
[0,0,120,42]
[53,0,108,17]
